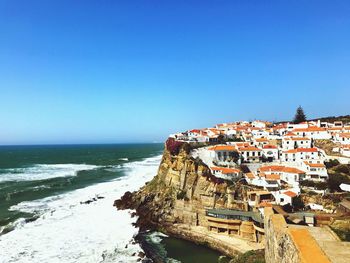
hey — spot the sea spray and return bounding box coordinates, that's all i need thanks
[0,155,162,263]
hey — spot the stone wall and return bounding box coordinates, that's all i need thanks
[264,207,301,263]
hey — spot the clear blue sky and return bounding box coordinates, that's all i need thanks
[0,1,349,145]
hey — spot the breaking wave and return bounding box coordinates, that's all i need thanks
[0,164,99,183]
[0,155,162,263]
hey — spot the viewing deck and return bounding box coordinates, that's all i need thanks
[206,208,265,242]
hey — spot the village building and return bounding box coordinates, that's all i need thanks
[247,190,275,210]
[259,165,305,186]
[208,145,239,166]
[287,122,309,130]
[261,144,279,162]
[273,190,298,206]
[292,127,331,139]
[301,161,328,181]
[340,144,350,157]
[253,137,270,148]
[210,166,241,181]
[244,172,280,190]
[282,137,312,150]
[281,147,321,162]
[335,132,350,144]
[238,146,262,163]
[251,120,267,128]
[250,128,269,138]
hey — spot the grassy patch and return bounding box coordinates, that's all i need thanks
[229,249,265,263]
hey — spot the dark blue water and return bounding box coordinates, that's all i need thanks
[0,144,163,229]
[0,143,224,263]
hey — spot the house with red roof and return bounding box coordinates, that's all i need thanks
[335,132,350,145]
[261,144,279,161]
[238,146,262,163]
[208,145,239,166]
[273,190,298,206]
[282,136,312,150]
[340,144,350,157]
[292,127,331,139]
[259,165,305,186]
[301,161,328,181]
[210,166,242,181]
[281,147,322,162]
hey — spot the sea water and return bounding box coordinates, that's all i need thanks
[0,144,223,263]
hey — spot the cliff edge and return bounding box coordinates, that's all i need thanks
[115,140,261,259]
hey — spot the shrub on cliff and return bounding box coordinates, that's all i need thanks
[229,249,265,263]
[300,180,327,190]
[325,159,340,169]
[165,137,184,155]
[334,164,350,174]
[176,190,187,200]
[327,173,350,192]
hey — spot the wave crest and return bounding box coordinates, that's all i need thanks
[0,164,99,182]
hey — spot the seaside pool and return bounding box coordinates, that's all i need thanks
[144,232,229,263]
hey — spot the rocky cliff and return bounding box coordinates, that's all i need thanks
[115,141,251,258]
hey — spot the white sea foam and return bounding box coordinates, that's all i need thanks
[118,158,129,161]
[0,155,162,263]
[0,164,99,182]
[148,232,169,244]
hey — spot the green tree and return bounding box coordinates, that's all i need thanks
[293,106,307,124]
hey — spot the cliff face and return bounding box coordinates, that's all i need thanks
[116,145,246,229]
[114,143,263,260]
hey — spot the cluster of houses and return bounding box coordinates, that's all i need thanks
[170,119,350,211]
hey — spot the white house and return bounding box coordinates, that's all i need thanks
[272,124,288,136]
[251,128,269,138]
[245,172,280,190]
[186,129,210,142]
[262,144,279,161]
[292,127,331,140]
[273,190,298,206]
[340,144,350,157]
[253,137,270,148]
[211,166,241,181]
[336,133,350,145]
[238,146,262,163]
[208,145,239,165]
[259,165,305,186]
[252,120,267,129]
[281,148,321,162]
[301,161,328,181]
[282,137,311,150]
[287,122,309,131]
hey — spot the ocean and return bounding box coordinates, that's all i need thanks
[0,144,222,263]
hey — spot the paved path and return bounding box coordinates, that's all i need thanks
[308,226,350,263]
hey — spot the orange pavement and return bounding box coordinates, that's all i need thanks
[289,228,331,263]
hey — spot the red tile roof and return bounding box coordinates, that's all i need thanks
[245,172,255,179]
[284,147,318,153]
[259,165,305,174]
[208,145,236,151]
[211,167,240,174]
[238,146,262,151]
[263,144,278,149]
[283,191,297,197]
[304,161,325,168]
[292,127,326,132]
